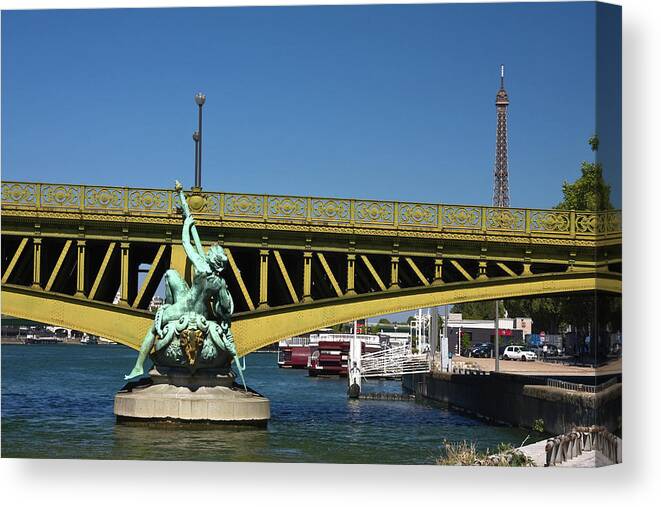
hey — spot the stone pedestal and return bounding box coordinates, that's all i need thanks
[114,367,270,426]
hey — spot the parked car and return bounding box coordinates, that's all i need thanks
[502,345,537,361]
[539,343,561,357]
[469,343,494,358]
[467,343,485,356]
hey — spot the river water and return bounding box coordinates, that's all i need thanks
[1,344,528,464]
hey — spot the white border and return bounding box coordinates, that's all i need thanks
[1,0,659,505]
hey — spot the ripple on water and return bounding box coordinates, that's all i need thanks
[2,345,528,463]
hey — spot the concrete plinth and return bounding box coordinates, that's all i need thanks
[114,368,270,426]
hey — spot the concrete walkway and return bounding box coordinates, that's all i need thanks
[453,356,622,376]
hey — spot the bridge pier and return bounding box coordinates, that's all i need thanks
[115,367,270,426]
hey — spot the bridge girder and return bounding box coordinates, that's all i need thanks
[1,180,622,354]
[2,272,621,356]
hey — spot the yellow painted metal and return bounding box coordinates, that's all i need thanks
[450,259,473,281]
[360,255,386,291]
[434,259,444,285]
[496,261,517,277]
[1,237,29,284]
[478,260,487,279]
[88,242,116,300]
[3,284,152,352]
[0,181,622,245]
[258,249,269,308]
[132,244,166,308]
[302,252,312,302]
[273,250,298,303]
[169,244,192,285]
[1,271,621,357]
[32,238,42,288]
[225,247,255,311]
[44,239,73,291]
[405,257,430,286]
[317,252,343,297]
[119,242,130,305]
[346,254,356,295]
[76,240,86,296]
[390,256,400,289]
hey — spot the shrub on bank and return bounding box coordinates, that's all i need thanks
[437,440,536,467]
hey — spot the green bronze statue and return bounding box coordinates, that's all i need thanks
[124,181,246,389]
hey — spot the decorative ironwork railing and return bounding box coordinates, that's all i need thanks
[1,180,621,237]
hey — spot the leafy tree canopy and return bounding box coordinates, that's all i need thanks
[451,301,506,320]
[555,135,613,211]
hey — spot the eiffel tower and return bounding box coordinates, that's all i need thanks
[493,64,510,208]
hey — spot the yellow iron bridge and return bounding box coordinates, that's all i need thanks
[1,181,621,356]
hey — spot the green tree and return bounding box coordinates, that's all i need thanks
[378,318,391,324]
[451,301,505,320]
[555,135,613,211]
[503,297,565,334]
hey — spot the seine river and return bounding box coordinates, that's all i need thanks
[1,344,528,464]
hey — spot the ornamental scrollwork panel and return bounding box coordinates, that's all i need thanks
[486,208,525,231]
[178,192,221,215]
[224,194,264,218]
[41,184,81,208]
[606,211,622,234]
[1,182,37,206]
[355,201,394,225]
[311,198,350,221]
[201,193,221,214]
[85,187,125,210]
[530,210,571,233]
[268,196,306,220]
[442,206,481,228]
[575,213,599,234]
[399,203,438,227]
[128,189,169,213]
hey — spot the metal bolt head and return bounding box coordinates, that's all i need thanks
[195,92,206,106]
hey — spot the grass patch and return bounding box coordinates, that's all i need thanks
[437,440,536,467]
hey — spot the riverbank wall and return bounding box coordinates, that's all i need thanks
[403,372,621,435]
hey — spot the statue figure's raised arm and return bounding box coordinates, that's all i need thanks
[182,215,210,274]
[175,181,205,258]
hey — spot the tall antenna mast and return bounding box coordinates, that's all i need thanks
[493,64,510,208]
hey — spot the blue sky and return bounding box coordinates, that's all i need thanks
[1,3,621,209]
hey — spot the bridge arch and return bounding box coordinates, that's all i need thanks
[2,271,620,356]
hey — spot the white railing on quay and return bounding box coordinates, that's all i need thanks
[360,345,430,378]
[546,376,618,393]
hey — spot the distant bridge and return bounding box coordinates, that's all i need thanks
[1,180,621,356]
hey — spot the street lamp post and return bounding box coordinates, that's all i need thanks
[193,130,200,184]
[194,92,206,189]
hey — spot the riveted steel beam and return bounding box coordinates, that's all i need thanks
[317,252,343,297]
[1,237,29,285]
[273,250,298,303]
[225,247,255,311]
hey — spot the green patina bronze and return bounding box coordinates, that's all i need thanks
[124,181,246,388]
